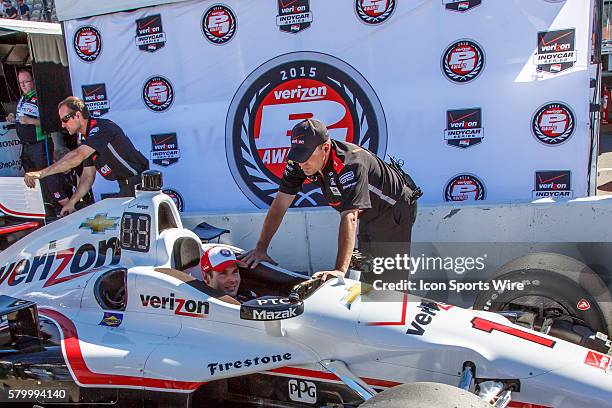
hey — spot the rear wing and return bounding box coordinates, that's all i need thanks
[0,177,45,219]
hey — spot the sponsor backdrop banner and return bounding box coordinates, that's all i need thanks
[63,0,594,212]
[0,127,23,177]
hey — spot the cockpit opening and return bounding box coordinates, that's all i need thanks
[94,268,128,311]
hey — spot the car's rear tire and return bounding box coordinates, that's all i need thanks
[359,382,491,408]
[473,253,612,337]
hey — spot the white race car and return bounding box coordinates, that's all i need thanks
[0,171,610,407]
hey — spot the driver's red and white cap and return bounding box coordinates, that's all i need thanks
[201,247,239,273]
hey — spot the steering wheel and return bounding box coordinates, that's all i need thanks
[289,275,326,301]
[102,286,126,309]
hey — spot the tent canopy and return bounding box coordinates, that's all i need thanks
[0,19,61,35]
[54,0,185,22]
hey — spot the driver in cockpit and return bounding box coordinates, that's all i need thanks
[198,247,256,302]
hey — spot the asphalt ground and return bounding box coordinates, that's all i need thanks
[598,124,612,195]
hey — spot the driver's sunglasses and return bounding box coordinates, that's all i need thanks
[61,111,76,123]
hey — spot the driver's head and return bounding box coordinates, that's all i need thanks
[200,247,241,298]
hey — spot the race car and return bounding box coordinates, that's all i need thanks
[0,171,611,407]
[0,177,46,251]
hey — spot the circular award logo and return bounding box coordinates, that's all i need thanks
[202,4,237,45]
[74,26,102,62]
[532,102,575,146]
[355,0,396,25]
[162,188,184,212]
[226,52,388,209]
[444,174,486,201]
[142,76,174,112]
[442,39,485,83]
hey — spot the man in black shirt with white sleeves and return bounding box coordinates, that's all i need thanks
[241,119,420,283]
[24,96,149,215]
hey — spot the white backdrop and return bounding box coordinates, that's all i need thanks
[0,127,23,177]
[63,0,595,212]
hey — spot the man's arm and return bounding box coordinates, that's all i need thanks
[313,209,360,281]
[335,209,360,272]
[24,144,95,188]
[239,191,295,268]
[20,116,40,127]
[60,166,95,216]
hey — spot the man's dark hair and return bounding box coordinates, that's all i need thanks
[58,96,90,120]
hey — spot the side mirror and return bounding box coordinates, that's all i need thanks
[240,296,304,321]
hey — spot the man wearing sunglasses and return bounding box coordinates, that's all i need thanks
[24,96,149,215]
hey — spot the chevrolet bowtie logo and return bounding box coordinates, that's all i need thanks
[79,213,119,234]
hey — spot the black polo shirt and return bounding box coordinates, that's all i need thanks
[279,140,408,222]
[81,118,148,181]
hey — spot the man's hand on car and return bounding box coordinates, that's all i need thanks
[60,201,76,217]
[238,248,278,269]
[24,171,42,188]
[312,269,345,282]
[5,113,15,123]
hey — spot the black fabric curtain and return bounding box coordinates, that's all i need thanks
[32,62,71,134]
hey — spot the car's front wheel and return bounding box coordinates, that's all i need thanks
[359,382,492,408]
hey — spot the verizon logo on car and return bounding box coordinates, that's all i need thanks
[140,293,209,318]
[406,301,442,336]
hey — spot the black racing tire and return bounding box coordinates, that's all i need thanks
[359,382,491,408]
[473,252,612,336]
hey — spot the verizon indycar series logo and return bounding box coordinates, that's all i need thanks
[442,40,485,83]
[73,26,102,62]
[443,0,481,12]
[533,171,572,199]
[535,29,576,74]
[135,14,166,52]
[444,174,486,202]
[226,52,387,208]
[355,0,395,25]
[81,83,110,117]
[140,293,209,318]
[444,108,483,148]
[162,188,184,212]
[532,102,575,145]
[277,0,313,33]
[0,238,120,289]
[202,4,236,44]
[151,133,180,167]
[143,76,174,112]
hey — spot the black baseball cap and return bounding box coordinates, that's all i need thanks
[287,119,329,163]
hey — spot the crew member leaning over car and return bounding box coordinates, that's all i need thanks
[24,96,149,216]
[241,119,421,285]
[191,247,256,302]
